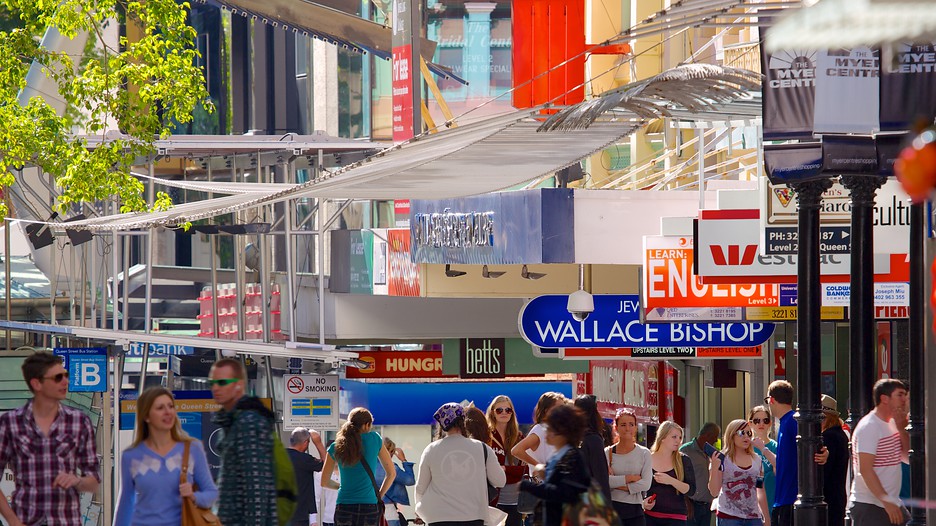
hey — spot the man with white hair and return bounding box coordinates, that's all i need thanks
[288,427,326,526]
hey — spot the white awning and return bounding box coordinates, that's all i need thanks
[766,0,936,50]
[53,107,644,231]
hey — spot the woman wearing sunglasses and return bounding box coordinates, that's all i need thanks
[114,387,218,526]
[486,396,526,526]
[607,408,652,526]
[707,420,769,526]
[747,406,777,524]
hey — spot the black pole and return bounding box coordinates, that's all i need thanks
[791,178,832,526]
[841,175,885,428]
[908,201,926,526]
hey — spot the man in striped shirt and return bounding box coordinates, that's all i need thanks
[849,378,910,526]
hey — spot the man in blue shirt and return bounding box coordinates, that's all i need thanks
[766,380,829,526]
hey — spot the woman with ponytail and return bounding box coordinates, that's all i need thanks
[322,408,397,526]
[644,421,696,526]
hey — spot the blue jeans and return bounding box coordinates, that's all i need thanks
[716,519,763,526]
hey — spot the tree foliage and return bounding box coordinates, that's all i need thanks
[0,0,212,216]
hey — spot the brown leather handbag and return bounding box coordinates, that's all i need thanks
[180,441,222,526]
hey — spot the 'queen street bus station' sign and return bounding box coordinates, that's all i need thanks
[519,294,774,349]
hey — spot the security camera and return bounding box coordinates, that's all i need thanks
[567,289,594,322]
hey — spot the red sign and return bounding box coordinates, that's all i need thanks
[875,305,909,319]
[392,45,414,142]
[775,347,787,377]
[643,236,781,309]
[345,351,453,379]
[582,360,658,424]
[387,229,420,296]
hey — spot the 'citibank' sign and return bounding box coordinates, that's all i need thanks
[519,295,774,349]
[412,209,495,249]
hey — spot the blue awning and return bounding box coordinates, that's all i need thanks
[340,380,573,425]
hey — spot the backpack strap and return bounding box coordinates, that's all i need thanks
[360,456,382,502]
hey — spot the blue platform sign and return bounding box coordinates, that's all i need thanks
[53,347,108,392]
[519,295,774,349]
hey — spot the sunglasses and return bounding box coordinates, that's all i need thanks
[751,418,771,425]
[763,396,771,405]
[43,372,69,383]
[209,378,240,387]
[736,429,753,437]
[495,407,513,415]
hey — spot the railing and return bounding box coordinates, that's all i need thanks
[723,41,761,73]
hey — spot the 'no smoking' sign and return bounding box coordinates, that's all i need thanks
[286,376,305,394]
[283,374,339,431]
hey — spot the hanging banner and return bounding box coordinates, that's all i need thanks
[761,46,817,140]
[880,42,936,132]
[814,47,880,134]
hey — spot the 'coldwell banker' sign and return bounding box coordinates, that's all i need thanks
[519,295,774,348]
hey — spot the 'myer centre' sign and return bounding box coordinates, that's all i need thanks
[519,294,774,349]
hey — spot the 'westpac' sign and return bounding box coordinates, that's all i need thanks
[519,294,774,349]
[694,209,892,283]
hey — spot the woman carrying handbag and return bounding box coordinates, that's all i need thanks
[114,387,218,526]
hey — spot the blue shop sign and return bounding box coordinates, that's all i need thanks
[127,342,195,357]
[519,294,774,348]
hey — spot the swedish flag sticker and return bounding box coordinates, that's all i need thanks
[291,398,311,416]
[312,398,332,416]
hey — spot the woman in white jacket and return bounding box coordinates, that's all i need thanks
[416,403,507,526]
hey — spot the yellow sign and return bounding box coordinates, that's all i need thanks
[120,397,271,414]
[746,306,845,321]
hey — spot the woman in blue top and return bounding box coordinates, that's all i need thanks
[375,437,417,526]
[748,406,778,520]
[322,407,397,526]
[114,387,218,526]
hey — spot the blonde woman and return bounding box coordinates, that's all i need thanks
[486,395,526,526]
[707,419,768,526]
[114,387,218,526]
[607,408,652,526]
[748,405,777,524]
[643,421,696,526]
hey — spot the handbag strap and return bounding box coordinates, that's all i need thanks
[360,456,382,502]
[180,441,191,485]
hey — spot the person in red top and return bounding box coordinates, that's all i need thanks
[487,395,527,526]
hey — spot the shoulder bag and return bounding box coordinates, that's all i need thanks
[481,444,500,504]
[180,441,222,526]
[361,456,389,526]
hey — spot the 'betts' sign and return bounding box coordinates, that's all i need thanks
[519,295,774,349]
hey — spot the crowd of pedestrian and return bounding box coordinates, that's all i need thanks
[0,351,913,526]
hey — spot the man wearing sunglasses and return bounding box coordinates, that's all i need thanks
[211,357,278,526]
[0,351,100,526]
[765,380,829,526]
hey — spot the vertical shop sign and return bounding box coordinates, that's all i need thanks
[391,0,419,142]
[387,228,420,296]
[876,321,892,379]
